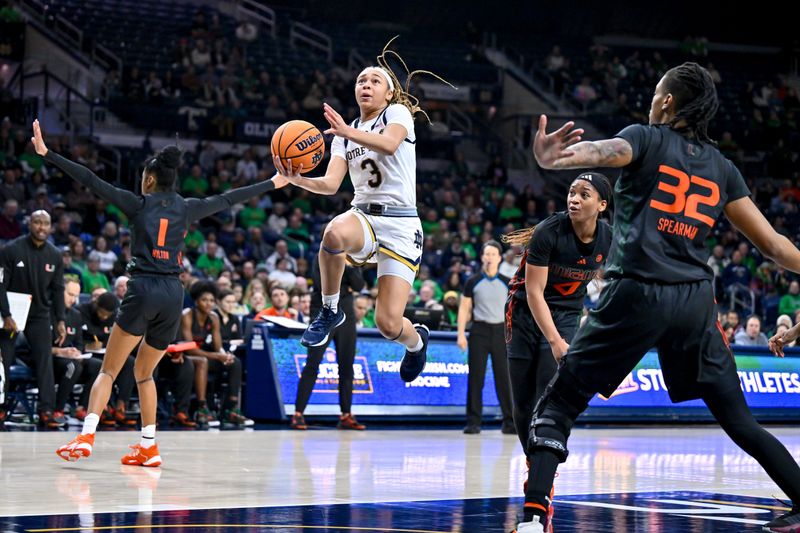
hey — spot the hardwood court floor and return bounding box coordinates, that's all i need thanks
[0,426,797,531]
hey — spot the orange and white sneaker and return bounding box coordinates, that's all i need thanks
[121,443,162,467]
[56,433,95,462]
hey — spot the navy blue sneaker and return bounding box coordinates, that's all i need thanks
[301,306,346,347]
[400,323,429,382]
[763,504,800,532]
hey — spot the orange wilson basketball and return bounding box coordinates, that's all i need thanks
[271,120,325,173]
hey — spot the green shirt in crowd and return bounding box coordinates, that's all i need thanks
[196,254,224,278]
[239,206,267,229]
[82,270,110,293]
[779,293,800,316]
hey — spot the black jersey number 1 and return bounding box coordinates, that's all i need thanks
[362,159,383,188]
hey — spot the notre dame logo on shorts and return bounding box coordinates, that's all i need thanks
[414,230,423,250]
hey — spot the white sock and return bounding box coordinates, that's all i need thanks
[406,333,423,353]
[81,413,99,435]
[322,293,339,313]
[140,424,156,448]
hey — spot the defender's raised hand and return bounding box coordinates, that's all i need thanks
[31,119,49,157]
[532,114,584,169]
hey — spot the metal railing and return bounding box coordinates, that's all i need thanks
[16,70,99,137]
[235,0,276,39]
[728,283,756,317]
[289,22,332,62]
[446,104,473,135]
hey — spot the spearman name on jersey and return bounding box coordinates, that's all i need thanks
[331,103,417,207]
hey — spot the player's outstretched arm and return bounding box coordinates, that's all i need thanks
[33,120,141,217]
[533,115,632,170]
[274,155,347,196]
[725,196,800,273]
[186,174,288,221]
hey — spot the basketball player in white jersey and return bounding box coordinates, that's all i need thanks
[274,45,451,382]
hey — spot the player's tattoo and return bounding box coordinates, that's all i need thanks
[554,138,632,169]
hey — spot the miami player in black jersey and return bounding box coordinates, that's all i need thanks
[29,121,286,467]
[503,173,611,530]
[512,63,800,533]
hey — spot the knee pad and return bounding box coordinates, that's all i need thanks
[527,370,593,462]
[528,411,572,462]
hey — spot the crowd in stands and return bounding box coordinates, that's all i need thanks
[99,9,361,141]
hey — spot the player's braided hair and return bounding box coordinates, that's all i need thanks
[501,227,536,248]
[663,62,719,146]
[376,36,456,122]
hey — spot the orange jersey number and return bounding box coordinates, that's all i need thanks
[649,165,720,227]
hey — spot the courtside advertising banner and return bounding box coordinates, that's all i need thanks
[264,328,800,414]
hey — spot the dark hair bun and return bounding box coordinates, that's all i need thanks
[157,145,182,169]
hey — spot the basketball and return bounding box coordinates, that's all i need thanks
[271,120,325,174]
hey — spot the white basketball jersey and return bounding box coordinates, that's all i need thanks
[330,103,416,207]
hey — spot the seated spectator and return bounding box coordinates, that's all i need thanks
[81,252,110,294]
[775,314,794,339]
[235,149,259,182]
[216,289,244,349]
[734,315,769,346]
[0,198,21,240]
[414,282,438,309]
[779,280,800,317]
[238,196,266,229]
[61,247,83,286]
[354,294,376,328]
[113,275,129,301]
[255,285,299,320]
[265,239,297,273]
[499,248,520,278]
[722,250,751,291]
[723,309,741,334]
[52,279,101,422]
[92,236,117,274]
[235,19,258,42]
[268,257,297,288]
[181,281,252,427]
[191,39,212,69]
[573,77,598,107]
[245,289,267,318]
[90,286,108,302]
[442,291,460,330]
[78,293,137,427]
[197,241,225,278]
[290,292,311,324]
[264,95,287,122]
[51,214,73,247]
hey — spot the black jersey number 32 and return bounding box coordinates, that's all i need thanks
[361,158,383,188]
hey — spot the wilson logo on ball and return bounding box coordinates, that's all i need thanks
[295,133,322,151]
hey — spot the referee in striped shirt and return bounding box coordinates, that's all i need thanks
[457,240,514,435]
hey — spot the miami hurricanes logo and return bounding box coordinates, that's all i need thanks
[596,254,603,262]
[45,263,55,272]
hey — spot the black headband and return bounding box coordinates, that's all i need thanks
[574,172,611,202]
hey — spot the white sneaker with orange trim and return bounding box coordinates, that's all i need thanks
[121,443,162,467]
[514,517,545,533]
[56,433,95,462]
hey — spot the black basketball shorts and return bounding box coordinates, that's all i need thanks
[115,275,184,351]
[561,277,739,403]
